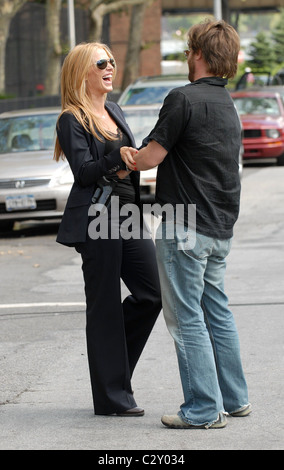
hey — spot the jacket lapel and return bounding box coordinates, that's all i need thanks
[91,102,136,160]
[105,102,136,147]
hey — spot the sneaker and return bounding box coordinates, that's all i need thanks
[161,412,227,429]
[230,403,252,417]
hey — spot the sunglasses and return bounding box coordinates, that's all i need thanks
[95,58,116,70]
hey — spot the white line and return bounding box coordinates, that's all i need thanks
[0,302,85,309]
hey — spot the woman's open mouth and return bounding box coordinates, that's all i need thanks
[103,74,112,84]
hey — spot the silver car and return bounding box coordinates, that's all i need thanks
[117,74,188,106]
[0,108,73,231]
[121,104,161,199]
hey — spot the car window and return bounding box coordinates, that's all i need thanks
[123,108,160,146]
[120,86,174,105]
[0,114,58,154]
[233,97,280,116]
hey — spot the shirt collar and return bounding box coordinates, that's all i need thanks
[192,76,228,87]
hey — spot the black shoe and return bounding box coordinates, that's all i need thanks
[116,407,144,417]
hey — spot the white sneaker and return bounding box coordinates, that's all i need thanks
[161,412,227,429]
[230,403,252,417]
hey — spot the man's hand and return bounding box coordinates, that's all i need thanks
[121,141,167,171]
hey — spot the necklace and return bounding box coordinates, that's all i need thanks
[93,109,107,119]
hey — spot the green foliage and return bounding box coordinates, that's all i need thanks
[271,9,284,64]
[246,32,275,69]
[241,8,284,76]
[165,14,213,35]
[0,93,16,100]
[227,62,248,90]
[237,12,276,34]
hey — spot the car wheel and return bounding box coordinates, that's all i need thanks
[0,221,14,232]
[277,153,284,166]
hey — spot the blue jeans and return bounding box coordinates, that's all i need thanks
[155,223,249,426]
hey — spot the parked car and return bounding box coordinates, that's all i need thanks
[0,108,74,231]
[117,74,188,106]
[235,69,284,91]
[231,90,284,165]
[122,104,161,199]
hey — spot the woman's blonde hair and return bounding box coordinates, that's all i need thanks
[187,19,240,79]
[54,42,117,161]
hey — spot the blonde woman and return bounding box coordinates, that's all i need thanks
[54,43,161,416]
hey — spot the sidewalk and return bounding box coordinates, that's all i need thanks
[0,166,284,450]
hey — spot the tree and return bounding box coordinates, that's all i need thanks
[44,0,154,96]
[0,0,27,95]
[44,0,62,96]
[271,8,284,64]
[0,0,155,97]
[88,0,150,42]
[246,32,275,70]
[121,0,153,90]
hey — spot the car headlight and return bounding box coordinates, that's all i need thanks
[266,129,281,138]
[50,166,74,186]
[58,168,74,185]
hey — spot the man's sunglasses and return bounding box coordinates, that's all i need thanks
[95,58,116,70]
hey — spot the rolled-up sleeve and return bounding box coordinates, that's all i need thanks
[143,90,191,151]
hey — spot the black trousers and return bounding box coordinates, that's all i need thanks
[75,216,161,415]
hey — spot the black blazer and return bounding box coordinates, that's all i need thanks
[56,101,140,246]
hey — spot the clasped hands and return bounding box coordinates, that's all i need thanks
[120,146,139,171]
[119,141,166,177]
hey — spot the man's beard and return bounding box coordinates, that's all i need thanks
[188,57,195,82]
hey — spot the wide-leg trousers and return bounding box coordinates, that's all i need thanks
[75,215,161,415]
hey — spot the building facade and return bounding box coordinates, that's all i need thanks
[5,0,162,99]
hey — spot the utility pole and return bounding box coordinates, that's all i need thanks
[214,0,222,20]
[67,0,76,49]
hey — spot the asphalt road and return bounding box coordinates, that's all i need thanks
[0,164,283,451]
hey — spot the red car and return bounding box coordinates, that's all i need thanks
[231,90,284,165]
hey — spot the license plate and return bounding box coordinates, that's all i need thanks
[5,195,37,212]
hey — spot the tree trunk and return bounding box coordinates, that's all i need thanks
[121,3,146,91]
[44,0,62,96]
[0,16,11,95]
[88,0,152,42]
[0,0,26,95]
[89,3,105,42]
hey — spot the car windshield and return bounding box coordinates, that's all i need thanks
[0,113,58,154]
[123,108,160,146]
[119,86,174,105]
[233,97,280,116]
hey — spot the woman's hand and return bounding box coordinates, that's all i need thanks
[120,146,138,171]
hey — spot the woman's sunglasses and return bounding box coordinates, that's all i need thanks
[95,58,116,70]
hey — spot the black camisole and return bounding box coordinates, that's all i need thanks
[104,128,136,207]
